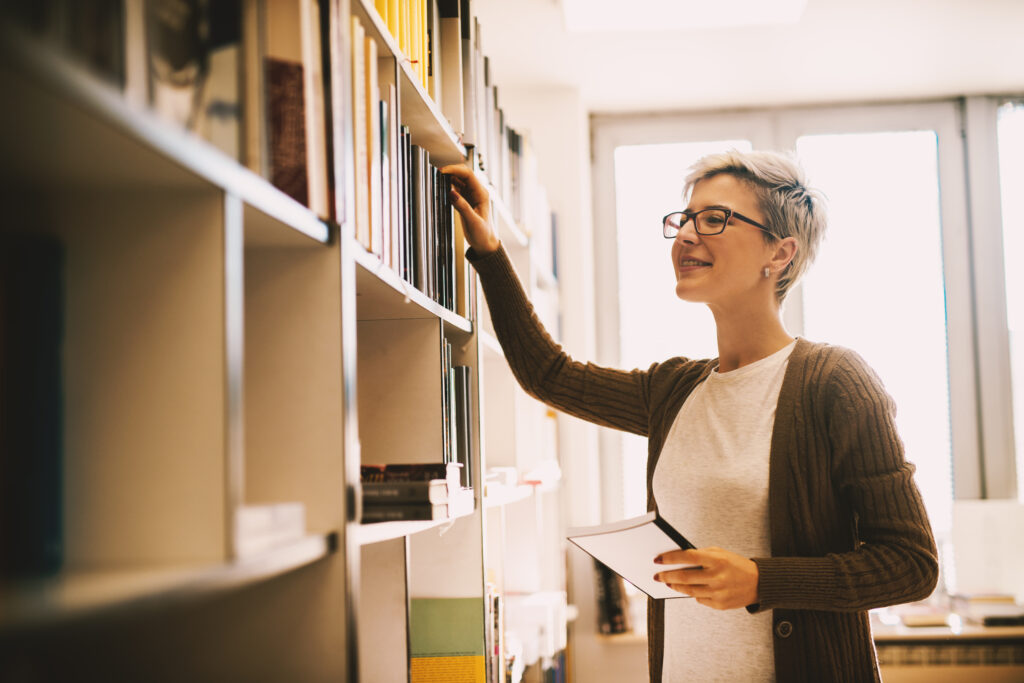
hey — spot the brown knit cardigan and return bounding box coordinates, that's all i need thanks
[469,245,939,682]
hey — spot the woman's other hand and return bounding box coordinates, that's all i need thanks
[653,547,760,610]
[441,164,500,255]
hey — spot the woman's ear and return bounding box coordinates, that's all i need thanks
[770,237,798,275]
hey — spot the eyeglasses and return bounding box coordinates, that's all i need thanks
[662,208,774,239]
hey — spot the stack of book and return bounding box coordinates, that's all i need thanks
[361,463,472,523]
[951,593,1024,627]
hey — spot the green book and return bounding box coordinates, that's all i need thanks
[410,598,485,682]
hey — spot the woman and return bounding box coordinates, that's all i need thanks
[442,150,938,682]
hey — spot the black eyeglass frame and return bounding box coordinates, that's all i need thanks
[662,208,775,239]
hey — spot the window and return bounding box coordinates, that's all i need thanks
[797,131,953,531]
[997,102,1024,500]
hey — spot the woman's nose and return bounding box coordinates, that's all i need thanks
[675,218,700,244]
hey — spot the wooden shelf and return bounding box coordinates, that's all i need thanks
[353,241,472,334]
[0,533,336,634]
[351,0,466,166]
[0,26,330,246]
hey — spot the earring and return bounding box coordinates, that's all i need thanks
[763,267,771,278]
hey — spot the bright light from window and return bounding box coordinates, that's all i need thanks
[562,0,808,32]
[612,139,751,517]
[797,131,953,535]
[997,102,1024,502]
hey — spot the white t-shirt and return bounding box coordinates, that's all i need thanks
[651,341,795,682]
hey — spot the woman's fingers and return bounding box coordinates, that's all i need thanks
[652,547,760,610]
[449,185,500,254]
[440,164,489,211]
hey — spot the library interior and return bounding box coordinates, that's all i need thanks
[1,0,1022,681]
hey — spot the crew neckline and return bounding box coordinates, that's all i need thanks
[710,339,797,382]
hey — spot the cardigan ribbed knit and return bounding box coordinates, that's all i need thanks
[469,245,939,682]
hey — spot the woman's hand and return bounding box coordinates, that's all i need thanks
[653,547,760,610]
[440,164,500,255]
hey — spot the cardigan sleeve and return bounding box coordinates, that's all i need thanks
[751,349,939,612]
[468,244,653,436]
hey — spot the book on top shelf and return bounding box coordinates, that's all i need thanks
[237,0,331,215]
[567,511,697,600]
[2,1,127,89]
[436,0,464,133]
[143,0,244,160]
[361,462,464,488]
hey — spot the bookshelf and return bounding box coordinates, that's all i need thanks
[0,1,567,681]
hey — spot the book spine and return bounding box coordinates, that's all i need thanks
[453,366,473,489]
[593,560,630,635]
[362,481,448,504]
[361,503,446,522]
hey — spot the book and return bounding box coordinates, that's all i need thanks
[362,479,449,505]
[361,462,463,488]
[145,0,243,160]
[350,15,370,246]
[361,503,449,523]
[263,56,308,205]
[0,232,65,578]
[365,31,383,255]
[567,511,696,600]
[453,366,473,488]
[410,597,486,682]
[437,0,464,133]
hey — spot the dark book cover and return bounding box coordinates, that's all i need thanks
[361,502,448,523]
[362,479,449,504]
[453,366,473,489]
[379,99,391,260]
[264,56,309,206]
[400,126,414,284]
[593,560,630,635]
[4,0,126,87]
[361,462,462,483]
[146,0,243,159]
[0,232,65,578]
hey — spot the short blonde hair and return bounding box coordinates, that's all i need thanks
[683,149,827,303]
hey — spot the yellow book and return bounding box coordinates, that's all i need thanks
[387,0,400,43]
[411,0,422,83]
[374,0,388,25]
[420,0,429,89]
[401,2,411,70]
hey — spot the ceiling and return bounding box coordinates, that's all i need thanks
[473,0,1024,114]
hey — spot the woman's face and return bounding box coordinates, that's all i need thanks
[671,173,778,309]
